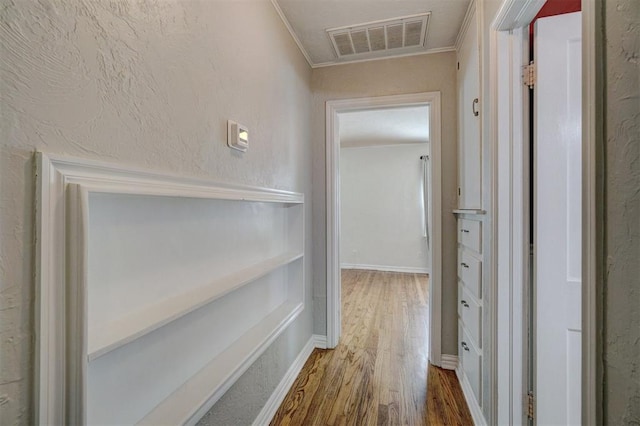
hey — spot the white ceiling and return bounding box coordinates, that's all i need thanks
[339,106,429,148]
[273,0,471,67]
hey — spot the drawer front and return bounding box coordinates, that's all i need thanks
[458,219,482,253]
[459,285,482,348]
[458,249,482,300]
[460,325,482,405]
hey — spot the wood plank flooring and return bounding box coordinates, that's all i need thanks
[271,269,473,425]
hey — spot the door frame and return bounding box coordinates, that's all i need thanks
[325,92,443,366]
[491,0,598,424]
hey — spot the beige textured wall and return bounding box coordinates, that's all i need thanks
[601,0,640,423]
[310,52,459,354]
[0,1,313,424]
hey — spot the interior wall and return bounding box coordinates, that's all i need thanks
[0,1,312,424]
[601,0,640,422]
[340,143,430,273]
[310,52,458,354]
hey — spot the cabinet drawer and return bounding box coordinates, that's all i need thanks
[458,219,482,253]
[459,285,482,348]
[460,324,482,405]
[458,249,482,300]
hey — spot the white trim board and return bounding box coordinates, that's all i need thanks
[340,264,430,274]
[456,366,487,426]
[441,355,459,370]
[325,92,443,368]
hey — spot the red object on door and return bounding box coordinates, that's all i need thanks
[530,0,581,53]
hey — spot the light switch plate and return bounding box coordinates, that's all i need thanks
[227,120,248,152]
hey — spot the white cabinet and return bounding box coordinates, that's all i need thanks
[456,213,485,422]
[457,5,482,210]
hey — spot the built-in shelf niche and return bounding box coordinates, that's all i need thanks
[36,153,304,425]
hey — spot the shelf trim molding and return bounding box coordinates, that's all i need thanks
[35,152,304,425]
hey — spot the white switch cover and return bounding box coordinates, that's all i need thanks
[227,120,248,152]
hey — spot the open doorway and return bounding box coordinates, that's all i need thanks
[325,92,443,366]
[338,106,431,275]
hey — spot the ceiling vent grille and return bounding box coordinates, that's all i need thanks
[327,13,430,58]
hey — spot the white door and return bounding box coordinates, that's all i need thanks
[534,12,582,426]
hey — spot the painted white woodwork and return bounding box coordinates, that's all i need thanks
[492,0,546,31]
[492,2,597,424]
[339,144,430,272]
[458,218,482,253]
[456,365,487,426]
[460,323,483,410]
[459,284,482,349]
[88,244,302,359]
[440,354,459,371]
[457,4,482,210]
[458,248,482,300]
[492,21,529,426]
[534,12,582,426]
[456,212,485,423]
[35,153,304,425]
[325,92,443,367]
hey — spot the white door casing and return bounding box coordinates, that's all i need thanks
[534,12,582,425]
[325,92,443,366]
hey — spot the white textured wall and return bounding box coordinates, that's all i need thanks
[340,144,430,272]
[602,0,640,422]
[310,52,458,351]
[0,1,312,424]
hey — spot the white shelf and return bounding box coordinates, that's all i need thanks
[87,251,304,361]
[137,301,304,426]
[453,209,486,215]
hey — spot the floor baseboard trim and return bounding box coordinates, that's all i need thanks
[252,336,315,426]
[455,366,487,426]
[440,354,458,370]
[312,334,328,349]
[340,264,430,274]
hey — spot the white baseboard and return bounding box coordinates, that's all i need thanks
[440,354,458,370]
[455,366,487,426]
[340,263,430,274]
[312,334,328,349]
[252,335,327,425]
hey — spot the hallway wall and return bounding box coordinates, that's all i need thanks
[310,52,459,354]
[0,1,312,424]
[600,0,640,422]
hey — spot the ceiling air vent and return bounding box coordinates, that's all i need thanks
[327,13,430,58]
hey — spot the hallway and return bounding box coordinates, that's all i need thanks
[270,270,472,425]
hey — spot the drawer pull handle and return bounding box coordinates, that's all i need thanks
[461,300,469,308]
[461,341,470,352]
[472,98,479,117]
[461,229,470,233]
[461,262,469,268]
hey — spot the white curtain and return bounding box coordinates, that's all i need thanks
[421,155,430,250]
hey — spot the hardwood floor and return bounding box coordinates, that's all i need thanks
[271,269,473,425]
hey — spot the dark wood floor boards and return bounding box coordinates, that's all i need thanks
[270,269,473,426]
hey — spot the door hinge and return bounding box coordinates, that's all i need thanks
[526,391,535,420]
[523,62,536,88]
